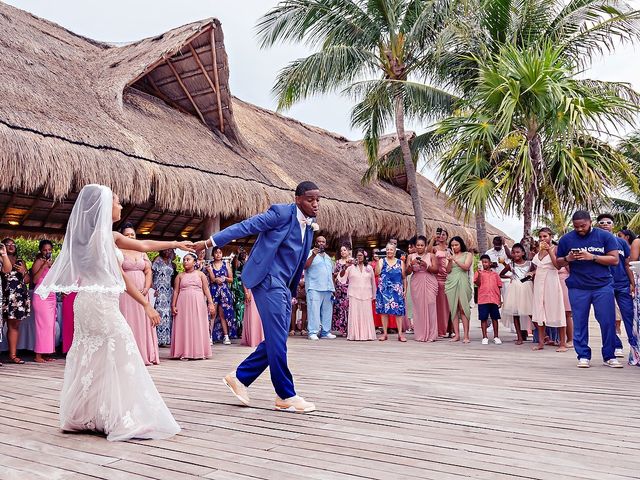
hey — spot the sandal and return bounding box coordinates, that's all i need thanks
[398,335,407,342]
[8,356,25,364]
[378,334,388,342]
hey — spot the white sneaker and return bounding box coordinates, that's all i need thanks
[275,395,316,413]
[493,337,502,345]
[577,358,591,368]
[481,338,489,345]
[223,335,231,345]
[308,334,319,341]
[614,348,624,358]
[320,332,336,339]
[603,358,624,368]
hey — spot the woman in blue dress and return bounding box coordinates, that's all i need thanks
[206,248,235,345]
[375,243,407,342]
[152,249,176,347]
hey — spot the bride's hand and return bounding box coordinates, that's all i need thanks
[176,241,196,252]
[145,304,161,326]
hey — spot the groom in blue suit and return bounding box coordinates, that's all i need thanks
[196,181,319,413]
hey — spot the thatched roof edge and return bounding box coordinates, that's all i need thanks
[0,118,481,241]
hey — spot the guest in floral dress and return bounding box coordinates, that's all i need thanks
[206,248,235,344]
[152,249,176,347]
[231,247,247,337]
[332,243,352,336]
[1,238,31,364]
[375,243,407,342]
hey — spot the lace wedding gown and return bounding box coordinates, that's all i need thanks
[60,248,180,441]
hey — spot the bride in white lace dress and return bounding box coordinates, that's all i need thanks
[36,184,192,441]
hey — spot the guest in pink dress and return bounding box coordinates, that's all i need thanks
[118,224,158,365]
[432,229,451,337]
[408,236,439,342]
[61,292,77,353]
[531,228,568,352]
[242,288,264,347]
[341,249,377,341]
[171,253,215,360]
[31,240,58,363]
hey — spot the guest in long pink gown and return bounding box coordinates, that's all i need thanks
[531,228,567,352]
[118,224,158,365]
[432,229,451,337]
[31,240,57,363]
[171,253,215,360]
[241,288,264,347]
[408,236,439,342]
[342,249,377,341]
[62,292,76,353]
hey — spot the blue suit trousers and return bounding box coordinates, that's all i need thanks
[235,275,295,399]
[613,285,637,349]
[569,285,617,362]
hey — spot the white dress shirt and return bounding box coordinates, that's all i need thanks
[296,207,308,242]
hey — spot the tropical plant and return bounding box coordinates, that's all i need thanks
[432,0,640,239]
[608,131,640,230]
[256,0,458,234]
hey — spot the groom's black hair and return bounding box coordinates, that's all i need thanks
[295,181,319,196]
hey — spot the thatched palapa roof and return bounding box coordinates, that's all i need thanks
[0,2,508,245]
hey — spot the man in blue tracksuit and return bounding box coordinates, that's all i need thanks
[556,210,623,368]
[595,213,637,360]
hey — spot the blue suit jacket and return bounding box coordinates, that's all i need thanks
[212,204,313,298]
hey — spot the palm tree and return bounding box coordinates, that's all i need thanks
[608,131,640,230]
[432,0,640,238]
[256,0,458,235]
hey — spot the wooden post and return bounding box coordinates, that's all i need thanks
[203,215,220,260]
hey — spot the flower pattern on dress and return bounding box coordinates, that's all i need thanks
[376,258,406,316]
[231,261,246,336]
[210,262,237,341]
[1,263,30,322]
[332,262,349,335]
[152,259,174,345]
[630,272,640,366]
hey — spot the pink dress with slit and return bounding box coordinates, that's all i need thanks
[120,254,159,365]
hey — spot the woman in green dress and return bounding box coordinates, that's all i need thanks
[231,247,247,337]
[444,236,473,343]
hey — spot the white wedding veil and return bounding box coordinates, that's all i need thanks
[36,184,125,299]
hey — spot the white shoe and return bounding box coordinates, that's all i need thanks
[275,395,316,413]
[481,338,489,345]
[209,338,213,346]
[603,358,624,368]
[614,348,624,358]
[320,332,336,339]
[577,358,591,368]
[223,373,250,406]
[308,334,319,341]
[493,337,502,345]
[223,335,231,345]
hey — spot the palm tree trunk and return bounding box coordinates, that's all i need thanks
[394,94,425,235]
[523,133,543,237]
[475,208,488,253]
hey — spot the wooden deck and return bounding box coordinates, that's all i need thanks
[0,321,637,480]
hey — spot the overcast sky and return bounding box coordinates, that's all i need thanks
[6,0,640,241]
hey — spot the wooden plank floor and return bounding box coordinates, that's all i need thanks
[0,319,637,480]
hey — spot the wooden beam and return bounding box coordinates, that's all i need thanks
[165,57,207,126]
[146,76,191,115]
[117,204,137,227]
[135,204,157,228]
[161,213,182,236]
[126,24,215,87]
[188,44,217,94]
[210,27,225,133]
[0,193,17,221]
[20,189,44,223]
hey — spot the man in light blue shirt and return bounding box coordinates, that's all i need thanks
[304,236,336,340]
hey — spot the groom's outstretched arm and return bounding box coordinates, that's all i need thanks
[210,205,287,248]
